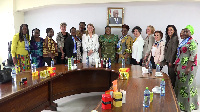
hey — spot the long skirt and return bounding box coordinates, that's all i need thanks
[175,65,199,111]
[15,54,31,74]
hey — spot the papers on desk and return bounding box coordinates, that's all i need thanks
[155,72,163,77]
[142,67,148,73]
[152,86,161,94]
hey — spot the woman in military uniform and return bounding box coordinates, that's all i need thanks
[99,26,118,63]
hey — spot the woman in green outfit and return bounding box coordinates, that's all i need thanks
[99,26,118,63]
[175,25,199,112]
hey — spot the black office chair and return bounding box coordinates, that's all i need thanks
[2,41,14,67]
[0,41,14,83]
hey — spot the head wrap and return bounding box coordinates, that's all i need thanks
[186,25,194,35]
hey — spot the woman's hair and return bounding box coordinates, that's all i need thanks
[122,24,130,31]
[86,23,95,35]
[154,31,163,39]
[30,28,40,42]
[19,24,29,42]
[105,26,111,34]
[70,27,76,33]
[46,28,53,35]
[147,25,155,34]
[132,26,142,34]
[60,22,67,26]
[79,22,86,26]
[165,25,178,43]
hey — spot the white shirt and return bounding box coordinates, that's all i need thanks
[82,34,99,64]
[151,46,156,57]
[132,35,144,62]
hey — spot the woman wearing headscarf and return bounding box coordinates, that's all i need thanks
[174,25,199,112]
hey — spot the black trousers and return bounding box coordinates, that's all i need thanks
[167,63,176,89]
[132,58,142,66]
[150,56,156,69]
[57,52,66,64]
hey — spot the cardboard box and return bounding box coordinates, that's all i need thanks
[102,94,111,110]
[113,92,122,107]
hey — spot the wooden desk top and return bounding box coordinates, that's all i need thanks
[0,64,168,100]
[94,78,179,112]
[0,63,178,112]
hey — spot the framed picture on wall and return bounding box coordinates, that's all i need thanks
[107,7,124,28]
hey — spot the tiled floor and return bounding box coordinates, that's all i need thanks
[42,92,104,112]
[42,88,200,112]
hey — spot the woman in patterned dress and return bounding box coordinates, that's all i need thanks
[11,24,31,74]
[117,24,133,64]
[43,28,58,66]
[30,28,44,68]
[175,26,199,112]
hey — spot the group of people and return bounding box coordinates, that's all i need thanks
[11,22,198,111]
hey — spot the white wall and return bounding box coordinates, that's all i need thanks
[0,0,15,68]
[16,0,159,11]
[24,2,200,86]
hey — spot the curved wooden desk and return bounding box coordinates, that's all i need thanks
[0,64,179,112]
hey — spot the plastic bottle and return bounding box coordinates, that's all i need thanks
[160,79,165,96]
[103,58,106,68]
[143,87,150,107]
[156,64,160,72]
[71,56,74,66]
[142,60,146,67]
[106,58,108,68]
[148,61,152,73]
[122,58,125,68]
[86,56,89,66]
[68,58,72,70]
[12,67,16,84]
[101,59,103,68]
[31,63,36,73]
[108,58,111,68]
[51,59,54,67]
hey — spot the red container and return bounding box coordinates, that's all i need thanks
[102,94,111,110]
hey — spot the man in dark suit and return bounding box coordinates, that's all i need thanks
[109,10,122,24]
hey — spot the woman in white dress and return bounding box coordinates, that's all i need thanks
[82,23,99,65]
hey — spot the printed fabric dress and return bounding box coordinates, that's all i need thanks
[75,38,82,63]
[30,37,44,68]
[99,34,118,63]
[117,35,133,64]
[175,37,199,112]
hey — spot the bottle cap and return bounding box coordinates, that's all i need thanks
[157,64,159,65]
[146,87,148,90]
[72,56,73,58]
[162,79,164,81]
[52,59,53,60]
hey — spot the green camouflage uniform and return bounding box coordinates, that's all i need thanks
[99,34,118,63]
